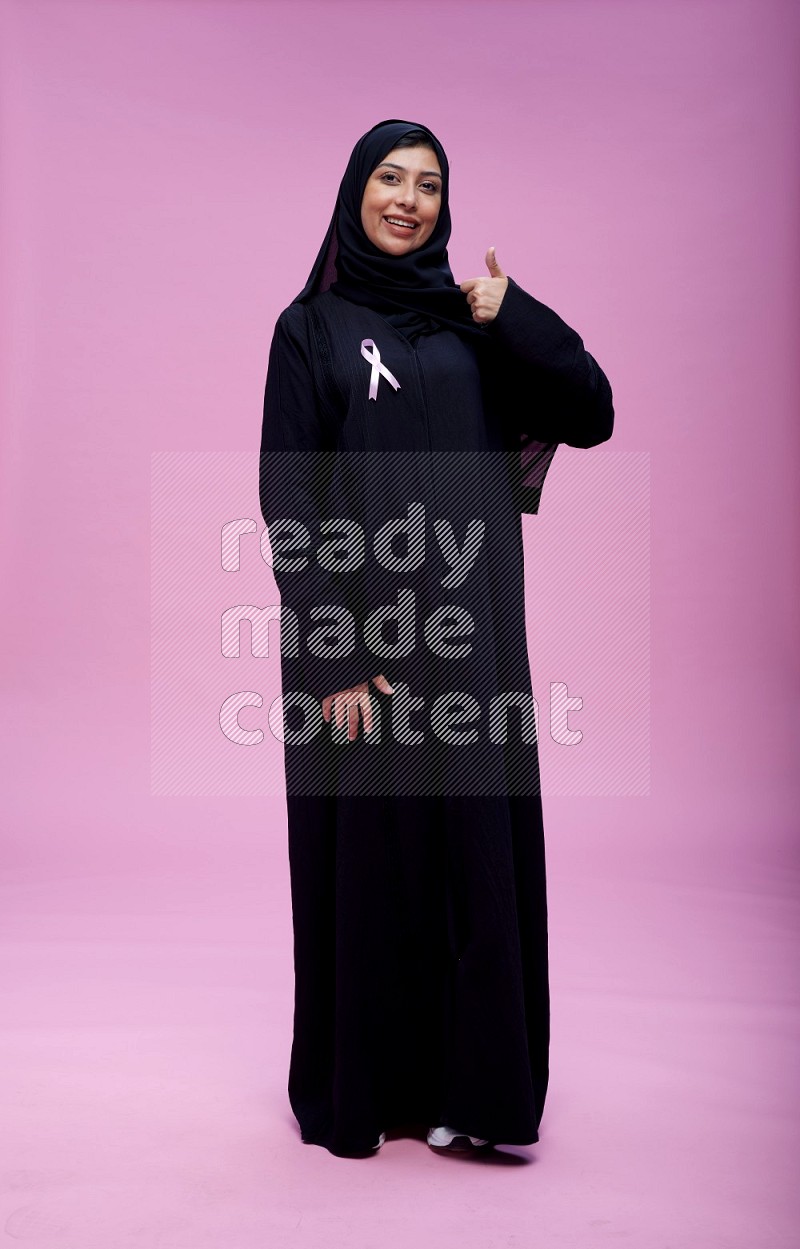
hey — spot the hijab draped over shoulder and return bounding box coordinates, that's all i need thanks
[292,119,488,343]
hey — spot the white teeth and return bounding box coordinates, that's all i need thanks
[385,217,416,228]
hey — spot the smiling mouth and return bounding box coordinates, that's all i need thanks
[383,216,419,230]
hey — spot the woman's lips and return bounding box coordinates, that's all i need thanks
[383,216,418,235]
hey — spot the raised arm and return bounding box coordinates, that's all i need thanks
[485,276,615,449]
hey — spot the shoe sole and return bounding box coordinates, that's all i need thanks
[427,1134,493,1153]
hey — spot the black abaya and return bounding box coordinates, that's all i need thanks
[259,275,614,1156]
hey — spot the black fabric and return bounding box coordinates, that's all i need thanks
[292,118,488,342]
[259,124,615,1157]
[285,792,550,1155]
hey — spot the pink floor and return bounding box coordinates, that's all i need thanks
[1,780,797,1247]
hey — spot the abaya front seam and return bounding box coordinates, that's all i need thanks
[260,275,614,1157]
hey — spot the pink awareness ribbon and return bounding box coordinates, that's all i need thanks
[360,339,401,401]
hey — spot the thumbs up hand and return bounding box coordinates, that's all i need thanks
[459,247,509,324]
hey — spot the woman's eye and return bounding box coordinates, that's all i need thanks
[380,173,439,193]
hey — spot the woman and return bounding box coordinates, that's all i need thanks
[259,119,614,1158]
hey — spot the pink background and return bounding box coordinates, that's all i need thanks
[1,0,798,1245]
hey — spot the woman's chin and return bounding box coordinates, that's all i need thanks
[375,236,421,256]
[367,220,423,254]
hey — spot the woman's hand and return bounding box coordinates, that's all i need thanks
[459,247,509,324]
[322,674,395,742]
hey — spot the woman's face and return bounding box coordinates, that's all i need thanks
[360,144,442,255]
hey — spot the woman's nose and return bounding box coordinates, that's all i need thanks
[395,183,417,208]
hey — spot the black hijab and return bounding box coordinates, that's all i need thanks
[292,119,488,342]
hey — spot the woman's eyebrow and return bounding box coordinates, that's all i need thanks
[376,161,442,179]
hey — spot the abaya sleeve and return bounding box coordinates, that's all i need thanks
[259,304,377,703]
[484,276,615,514]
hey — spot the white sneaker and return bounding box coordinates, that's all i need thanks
[427,1124,489,1149]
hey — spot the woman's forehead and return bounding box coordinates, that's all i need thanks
[374,145,442,176]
